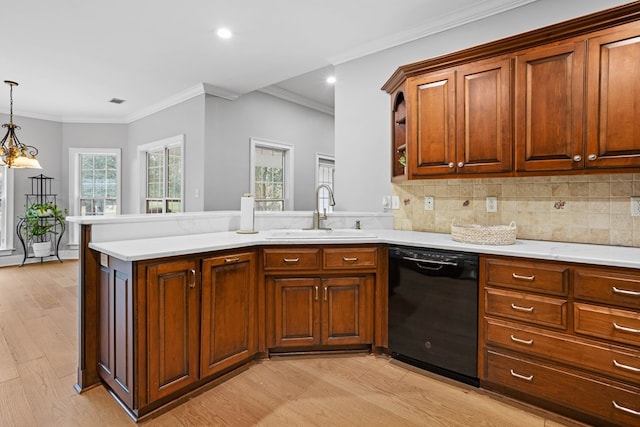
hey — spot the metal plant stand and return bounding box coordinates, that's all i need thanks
[16,174,65,266]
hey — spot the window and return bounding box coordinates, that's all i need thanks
[69,148,121,245]
[138,135,183,214]
[316,154,335,213]
[0,167,14,255]
[250,138,294,211]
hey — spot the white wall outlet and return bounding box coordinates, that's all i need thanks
[486,196,498,212]
[631,197,640,217]
[382,195,391,210]
[391,196,400,210]
[424,196,434,211]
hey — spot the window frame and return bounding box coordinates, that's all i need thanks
[249,137,294,211]
[0,167,14,255]
[68,148,122,246]
[137,134,184,214]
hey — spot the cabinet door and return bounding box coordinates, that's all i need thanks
[515,41,585,171]
[586,25,640,168]
[201,252,256,379]
[272,277,321,347]
[406,70,457,177]
[146,258,199,402]
[456,57,512,174]
[321,276,373,345]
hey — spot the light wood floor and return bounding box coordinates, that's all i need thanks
[0,261,590,426]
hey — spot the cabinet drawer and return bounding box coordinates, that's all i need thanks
[574,267,640,310]
[484,257,568,295]
[486,350,640,427]
[574,303,640,347]
[263,248,321,271]
[486,318,640,385]
[485,288,567,329]
[323,247,377,270]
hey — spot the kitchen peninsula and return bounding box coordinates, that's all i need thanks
[68,211,640,425]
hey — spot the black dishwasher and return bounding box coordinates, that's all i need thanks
[388,246,479,386]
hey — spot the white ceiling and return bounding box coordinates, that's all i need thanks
[0,0,538,123]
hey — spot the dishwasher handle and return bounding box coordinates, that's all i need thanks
[402,256,459,267]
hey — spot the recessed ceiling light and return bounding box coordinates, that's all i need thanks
[216,28,233,39]
[109,98,126,104]
[326,76,336,85]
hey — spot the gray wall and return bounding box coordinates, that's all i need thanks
[205,91,334,211]
[334,0,631,212]
[127,95,206,213]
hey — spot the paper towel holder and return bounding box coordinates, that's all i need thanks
[237,193,258,234]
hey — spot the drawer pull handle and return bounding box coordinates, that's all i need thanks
[511,303,534,313]
[612,286,640,297]
[612,401,640,417]
[512,273,535,281]
[510,335,533,345]
[224,257,240,263]
[613,322,640,334]
[343,257,359,262]
[283,258,300,263]
[613,359,640,373]
[510,369,533,382]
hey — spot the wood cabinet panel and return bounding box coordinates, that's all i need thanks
[574,266,640,310]
[323,247,377,269]
[484,257,569,295]
[263,248,321,271]
[485,287,568,329]
[406,70,457,177]
[574,302,640,347]
[98,257,134,409]
[146,259,200,402]
[485,318,640,385]
[201,252,256,379]
[486,350,640,427]
[515,41,585,171]
[456,58,512,174]
[322,276,373,345]
[272,277,321,347]
[587,24,640,168]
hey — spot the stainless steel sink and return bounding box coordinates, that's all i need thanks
[265,229,377,240]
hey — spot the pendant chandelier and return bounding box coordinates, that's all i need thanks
[0,80,42,169]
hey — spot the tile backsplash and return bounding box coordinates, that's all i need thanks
[392,174,640,247]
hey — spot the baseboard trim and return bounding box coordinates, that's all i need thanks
[0,249,79,267]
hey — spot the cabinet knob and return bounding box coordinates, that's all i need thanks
[572,155,582,162]
[448,162,454,168]
[588,154,598,161]
[457,162,464,168]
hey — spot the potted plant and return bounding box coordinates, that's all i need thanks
[24,202,66,257]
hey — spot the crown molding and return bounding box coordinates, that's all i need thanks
[259,86,334,116]
[330,0,538,65]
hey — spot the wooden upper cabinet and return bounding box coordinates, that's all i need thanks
[405,57,511,177]
[406,70,457,177]
[456,58,512,174]
[515,41,586,171]
[586,23,640,169]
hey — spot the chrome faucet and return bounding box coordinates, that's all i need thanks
[309,184,335,230]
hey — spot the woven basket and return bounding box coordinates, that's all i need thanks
[451,221,517,245]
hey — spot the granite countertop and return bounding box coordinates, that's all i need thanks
[89,228,640,269]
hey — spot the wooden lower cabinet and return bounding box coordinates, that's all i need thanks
[269,275,373,348]
[97,250,257,419]
[264,245,382,353]
[480,255,640,426]
[201,252,257,379]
